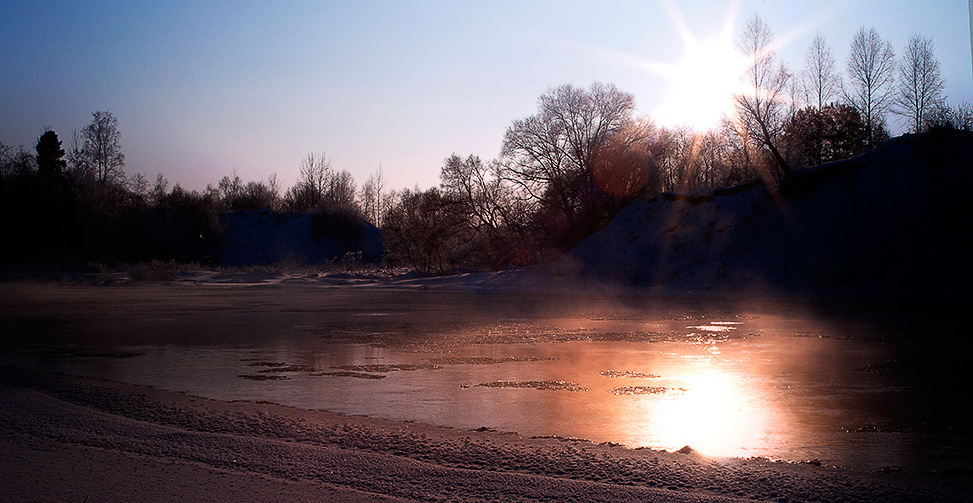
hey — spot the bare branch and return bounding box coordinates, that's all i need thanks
[801,34,841,109]
[894,33,946,133]
[733,14,792,178]
[844,27,896,145]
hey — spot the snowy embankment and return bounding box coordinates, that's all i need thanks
[2,367,966,503]
[565,131,973,300]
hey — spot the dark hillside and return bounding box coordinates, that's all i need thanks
[566,130,973,300]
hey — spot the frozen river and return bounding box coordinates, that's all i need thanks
[3,283,970,474]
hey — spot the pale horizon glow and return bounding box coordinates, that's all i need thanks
[1,1,970,193]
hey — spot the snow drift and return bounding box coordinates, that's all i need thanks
[566,130,973,300]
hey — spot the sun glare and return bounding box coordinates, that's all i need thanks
[582,1,751,131]
[655,39,746,131]
[653,366,766,457]
[610,1,749,132]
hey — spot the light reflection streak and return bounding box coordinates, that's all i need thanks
[688,325,735,332]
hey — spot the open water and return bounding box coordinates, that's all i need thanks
[3,285,969,473]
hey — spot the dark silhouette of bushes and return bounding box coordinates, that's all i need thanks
[382,188,470,275]
[0,139,380,268]
[309,206,382,263]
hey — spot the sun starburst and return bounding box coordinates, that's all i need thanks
[650,0,747,131]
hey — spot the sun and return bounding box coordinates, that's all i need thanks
[646,0,748,132]
[587,1,747,132]
[584,1,792,132]
[654,38,747,131]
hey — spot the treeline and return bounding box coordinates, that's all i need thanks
[0,113,381,266]
[3,17,971,274]
[382,18,972,274]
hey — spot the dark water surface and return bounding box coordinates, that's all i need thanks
[2,284,970,474]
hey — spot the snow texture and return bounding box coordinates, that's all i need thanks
[2,367,968,502]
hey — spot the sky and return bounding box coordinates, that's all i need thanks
[2,1,971,193]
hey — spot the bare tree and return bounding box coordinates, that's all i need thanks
[439,154,533,268]
[150,173,169,206]
[733,14,792,179]
[499,82,654,250]
[67,130,89,177]
[326,169,358,212]
[655,126,744,191]
[0,143,37,176]
[267,174,282,211]
[895,33,946,133]
[801,34,841,109]
[499,82,637,217]
[591,120,661,214]
[0,142,11,177]
[129,172,149,202]
[216,172,245,206]
[359,165,387,226]
[285,152,333,211]
[301,152,331,203]
[441,154,509,231]
[382,187,470,275]
[845,27,896,146]
[925,102,973,131]
[80,111,125,184]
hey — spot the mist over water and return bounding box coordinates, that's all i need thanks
[3,285,970,473]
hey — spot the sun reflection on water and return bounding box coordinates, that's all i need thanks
[650,365,767,457]
[688,324,735,332]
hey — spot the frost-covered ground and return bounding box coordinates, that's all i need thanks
[3,367,970,503]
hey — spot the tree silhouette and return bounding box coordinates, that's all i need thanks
[499,82,646,249]
[895,33,946,133]
[785,105,869,168]
[845,27,896,146]
[800,34,841,109]
[925,102,973,131]
[500,83,636,212]
[286,152,332,211]
[734,14,792,180]
[359,165,388,227]
[35,129,67,178]
[383,188,469,274]
[80,111,125,184]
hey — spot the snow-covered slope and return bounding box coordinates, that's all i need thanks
[567,130,973,300]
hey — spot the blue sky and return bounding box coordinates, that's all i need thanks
[2,1,970,192]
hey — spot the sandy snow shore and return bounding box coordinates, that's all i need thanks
[2,367,969,503]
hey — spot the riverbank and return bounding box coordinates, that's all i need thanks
[2,366,969,502]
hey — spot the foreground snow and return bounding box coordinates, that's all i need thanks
[2,367,968,502]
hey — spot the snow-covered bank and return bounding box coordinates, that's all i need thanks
[565,131,973,300]
[2,367,968,502]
